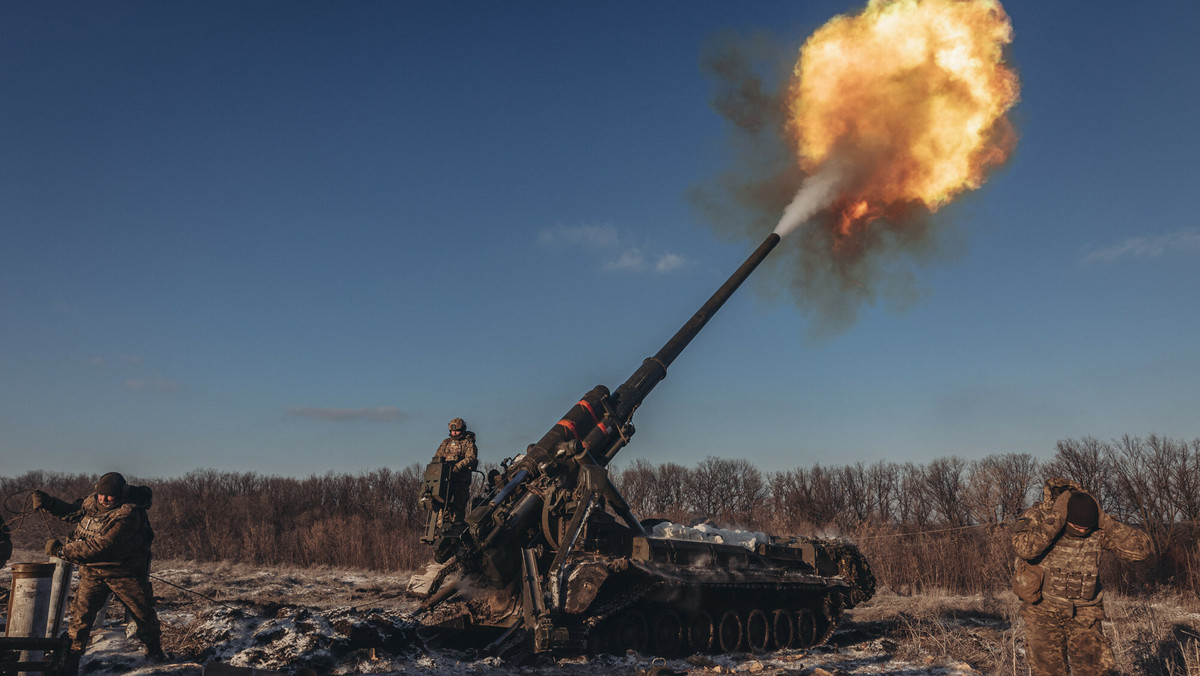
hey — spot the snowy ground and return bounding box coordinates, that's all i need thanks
[4,552,997,675]
[16,552,1200,675]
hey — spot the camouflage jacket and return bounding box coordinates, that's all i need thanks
[1012,481,1151,605]
[42,492,155,578]
[435,432,478,473]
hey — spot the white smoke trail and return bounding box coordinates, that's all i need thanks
[772,160,846,238]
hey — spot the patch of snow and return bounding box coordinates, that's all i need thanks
[650,521,768,550]
[57,560,982,675]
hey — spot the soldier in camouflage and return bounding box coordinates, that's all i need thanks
[1011,477,1151,675]
[32,472,166,670]
[434,417,479,523]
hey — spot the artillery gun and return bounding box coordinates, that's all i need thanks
[411,233,874,660]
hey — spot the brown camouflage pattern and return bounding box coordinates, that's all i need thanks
[68,568,161,654]
[39,488,162,657]
[1012,480,1151,676]
[435,432,479,472]
[434,430,478,522]
[43,494,154,578]
[1020,600,1113,676]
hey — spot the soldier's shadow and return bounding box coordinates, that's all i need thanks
[1136,623,1200,675]
[831,608,1012,649]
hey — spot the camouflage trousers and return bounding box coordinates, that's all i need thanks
[1021,599,1114,676]
[68,570,161,654]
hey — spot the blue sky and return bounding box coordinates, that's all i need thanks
[3,1,1198,479]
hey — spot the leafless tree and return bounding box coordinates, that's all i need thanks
[896,462,932,529]
[835,463,871,530]
[686,456,766,528]
[612,458,656,518]
[924,456,970,527]
[1170,439,1200,524]
[864,460,899,525]
[1105,435,1186,561]
[765,465,840,532]
[1043,437,1114,509]
[963,453,1040,524]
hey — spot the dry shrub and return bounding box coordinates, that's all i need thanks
[852,523,1013,595]
[849,589,1023,674]
[5,440,1198,591]
[2,467,430,573]
[1103,591,1200,675]
[850,589,1200,675]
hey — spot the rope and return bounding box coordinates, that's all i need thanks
[148,572,249,615]
[3,488,59,538]
[5,489,252,618]
[849,521,1002,541]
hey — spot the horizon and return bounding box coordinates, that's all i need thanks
[3,1,1198,479]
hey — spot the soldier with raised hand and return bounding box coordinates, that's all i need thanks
[31,472,166,671]
[1011,477,1151,675]
[434,417,479,523]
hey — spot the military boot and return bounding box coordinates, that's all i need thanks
[142,636,168,662]
[59,650,82,676]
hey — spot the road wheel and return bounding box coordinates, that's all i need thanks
[686,611,714,654]
[717,610,743,652]
[745,609,770,652]
[615,610,649,654]
[651,611,684,657]
[794,607,817,649]
[771,609,794,649]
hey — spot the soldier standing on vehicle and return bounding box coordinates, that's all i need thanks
[1011,477,1151,675]
[434,417,478,523]
[31,472,166,671]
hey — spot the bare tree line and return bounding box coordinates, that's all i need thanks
[2,466,429,572]
[609,435,1199,594]
[2,435,1197,594]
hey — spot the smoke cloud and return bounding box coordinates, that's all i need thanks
[691,1,1019,338]
[773,160,847,238]
[690,33,926,337]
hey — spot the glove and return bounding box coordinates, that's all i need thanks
[45,538,63,558]
[1047,490,1071,533]
[30,490,49,510]
[1052,489,1071,517]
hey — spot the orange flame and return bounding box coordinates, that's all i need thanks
[786,0,1019,246]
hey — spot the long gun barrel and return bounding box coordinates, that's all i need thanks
[418,231,876,659]
[435,232,782,583]
[524,232,782,469]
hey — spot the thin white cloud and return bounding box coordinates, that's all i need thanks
[604,249,648,273]
[1081,228,1200,265]
[289,406,409,423]
[655,252,687,273]
[538,223,692,275]
[124,378,181,393]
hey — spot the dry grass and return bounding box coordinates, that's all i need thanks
[846,588,1022,674]
[845,588,1200,676]
[1104,591,1200,675]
